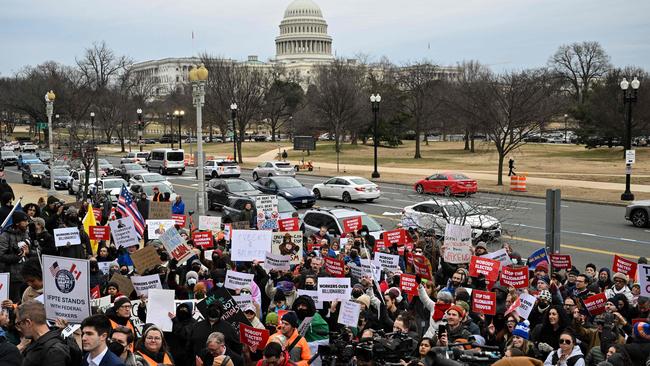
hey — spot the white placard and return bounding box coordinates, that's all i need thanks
[318,277,351,302]
[338,301,361,328]
[626,150,636,164]
[263,251,291,271]
[146,289,175,332]
[255,195,279,230]
[482,248,512,268]
[297,289,323,310]
[515,293,537,320]
[146,219,175,240]
[232,294,253,310]
[231,230,273,262]
[204,250,215,259]
[224,270,254,290]
[443,224,472,264]
[374,252,400,272]
[639,264,650,297]
[90,295,112,313]
[199,216,222,234]
[53,227,81,247]
[42,255,91,323]
[108,216,140,248]
[131,274,163,297]
[97,262,112,275]
[0,273,9,301]
[61,323,81,339]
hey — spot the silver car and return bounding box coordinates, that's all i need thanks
[625,200,650,227]
[252,161,295,180]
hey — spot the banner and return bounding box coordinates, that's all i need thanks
[263,252,291,272]
[500,265,529,289]
[172,214,186,227]
[443,224,472,264]
[639,264,650,297]
[53,227,81,247]
[232,294,253,311]
[399,273,418,296]
[149,201,172,219]
[507,293,536,320]
[231,230,273,262]
[42,255,91,323]
[271,231,303,264]
[92,208,102,222]
[297,289,323,310]
[318,277,351,302]
[383,229,405,246]
[146,219,175,240]
[131,274,163,297]
[130,246,162,274]
[239,323,269,351]
[278,217,300,232]
[146,289,175,331]
[583,292,607,316]
[109,273,134,297]
[469,256,500,282]
[412,255,432,280]
[324,257,346,277]
[224,270,254,290]
[108,216,140,248]
[89,226,110,241]
[0,273,9,301]
[338,301,361,328]
[527,248,549,271]
[375,252,400,272]
[482,248,511,268]
[549,254,572,270]
[255,195,279,230]
[159,227,193,264]
[192,232,213,249]
[471,290,496,315]
[198,216,222,235]
[613,255,637,279]
[342,216,362,234]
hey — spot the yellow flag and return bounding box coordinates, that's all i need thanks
[83,203,98,255]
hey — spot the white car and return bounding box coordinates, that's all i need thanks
[252,161,295,180]
[97,178,129,205]
[401,199,501,241]
[196,159,241,179]
[129,172,173,190]
[124,151,149,165]
[312,176,380,203]
[69,170,98,196]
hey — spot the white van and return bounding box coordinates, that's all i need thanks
[146,148,185,175]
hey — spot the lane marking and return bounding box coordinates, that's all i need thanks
[508,235,638,259]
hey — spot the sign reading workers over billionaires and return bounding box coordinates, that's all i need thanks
[53,227,81,247]
[318,277,351,302]
[42,255,91,323]
[443,224,472,264]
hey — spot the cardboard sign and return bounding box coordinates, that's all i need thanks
[146,219,175,240]
[197,287,251,337]
[383,229,405,246]
[324,257,346,277]
[507,293,536,320]
[53,227,81,247]
[224,270,254,290]
[469,256,500,282]
[0,273,9,301]
[482,248,512,268]
[342,216,362,234]
[639,264,650,297]
[149,201,172,219]
[500,265,529,289]
[231,230,273,262]
[278,217,300,232]
[583,292,607,316]
[613,255,637,279]
[198,216,222,235]
[255,195,279,230]
[271,231,303,265]
[130,246,162,274]
[42,255,91,323]
[263,252,291,272]
[549,254,572,270]
[399,273,418,296]
[338,301,361,328]
[375,252,400,272]
[318,277,351,302]
[89,226,110,241]
[471,290,496,315]
[192,232,213,249]
[239,323,269,351]
[108,216,140,248]
[443,224,472,264]
[92,208,102,222]
[297,289,323,310]
[527,248,549,271]
[412,255,432,280]
[131,274,163,297]
[146,289,175,331]
[172,214,186,227]
[160,227,193,264]
[109,273,135,297]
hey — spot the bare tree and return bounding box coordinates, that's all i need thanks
[263,67,304,142]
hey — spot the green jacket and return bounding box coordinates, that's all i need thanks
[301,313,329,342]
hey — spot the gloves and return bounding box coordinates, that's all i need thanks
[538,342,554,353]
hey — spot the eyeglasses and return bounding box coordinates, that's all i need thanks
[559,339,572,345]
[146,336,162,341]
[119,304,132,309]
[506,320,517,324]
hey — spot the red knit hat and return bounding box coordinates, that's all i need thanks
[447,304,466,318]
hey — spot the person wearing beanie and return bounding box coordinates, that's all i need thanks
[455,299,480,335]
[265,279,298,309]
[509,321,535,358]
[267,311,311,366]
[0,206,36,301]
[438,304,472,345]
[605,272,633,303]
[355,294,371,310]
[528,289,554,327]
[106,296,137,347]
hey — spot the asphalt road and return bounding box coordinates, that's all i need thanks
[8,157,649,270]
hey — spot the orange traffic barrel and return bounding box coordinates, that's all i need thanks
[510,175,527,192]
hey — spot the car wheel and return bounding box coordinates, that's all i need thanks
[252,172,259,181]
[342,192,352,203]
[366,198,375,202]
[268,173,273,177]
[631,209,649,228]
[313,189,321,199]
[211,171,218,179]
[416,184,424,194]
[443,186,452,197]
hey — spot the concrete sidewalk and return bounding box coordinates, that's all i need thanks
[12,184,70,205]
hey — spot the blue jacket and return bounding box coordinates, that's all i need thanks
[172,200,185,214]
[81,349,126,366]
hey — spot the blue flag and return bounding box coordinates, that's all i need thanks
[0,202,22,233]
[527,247,549,271]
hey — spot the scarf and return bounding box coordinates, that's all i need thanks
[432,303,451,322]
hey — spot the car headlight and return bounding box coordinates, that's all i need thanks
[284,192,293,197]
[32,174,39,178]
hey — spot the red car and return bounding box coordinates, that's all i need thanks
[414,172,478,196]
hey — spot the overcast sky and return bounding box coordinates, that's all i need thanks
[1,0,649,75]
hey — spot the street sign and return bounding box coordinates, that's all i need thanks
[37,122,47,129]
[294,136,316,151]
[626,150,636,164]
[626,165,632,175]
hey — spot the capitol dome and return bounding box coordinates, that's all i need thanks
[275,0,334,62]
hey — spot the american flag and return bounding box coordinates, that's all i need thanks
[49,261,60,277]
[117,184,145,237]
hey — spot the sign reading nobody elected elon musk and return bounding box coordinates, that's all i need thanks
[42,255,91,323]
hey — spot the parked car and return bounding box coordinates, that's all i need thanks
[142,138,157,144]
[17,153,42,169]
[68,170,97,195]
[252,161,296,180]
[312,176,380,203]
[402,199,501,241]
[147,148,185,175]
[129,172,173,190]
[124,151,149,166]
[195,159,241,179]
[159,135,177,144]
[625,200,650,228]
[119,163,148,180]
[97,178,129,205]
[206,178,262,210]
[253,176,315,208]
[51,159,71,171]
[41,168,72,190]
[97,159,116,175]
[130,183,177,202]
[20,142,38,152]
[21,164,48,185]
[0,151,18,166]
[223,195,296,222]
[414,172,477,196]
[302,207,383,239]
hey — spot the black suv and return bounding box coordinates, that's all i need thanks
[22,164,48,185]
[206,178,262,210]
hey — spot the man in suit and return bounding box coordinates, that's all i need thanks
[81,314,126,366]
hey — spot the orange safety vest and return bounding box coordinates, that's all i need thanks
[110,318,136,352]
[137,351,173,366]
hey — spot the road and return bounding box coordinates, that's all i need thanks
[7,157,648,270]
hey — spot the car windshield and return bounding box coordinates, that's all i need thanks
[98,159,111,165]
[274,162,291,168]
[144,174,165,182]
[451,173,470,180]
[22,154,38,160]
[30,164,47,173]
[336,214,382,232]
[167,152,184,161]
[103,180,127,189]
[136,153,149,158]
[350,178,373,185]
[52,169,69,176]
[1,152,16,157]
[217,161,238,167]
[226,180,256,192]
[124,164,143,170]
[277,196,295,213]
[444,202,480,217]
[273,177,302,188]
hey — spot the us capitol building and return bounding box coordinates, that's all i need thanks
[132,0,457,96]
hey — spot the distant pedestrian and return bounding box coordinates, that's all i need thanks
[281,150,288,161]
[508,158,516,176]
[172,195,185,214]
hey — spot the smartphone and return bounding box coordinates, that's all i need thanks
[438,324,447,336]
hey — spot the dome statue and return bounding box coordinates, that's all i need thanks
[275,0,334,62]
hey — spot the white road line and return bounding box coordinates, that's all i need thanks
[366,203,406,210]
[508,222,650,244]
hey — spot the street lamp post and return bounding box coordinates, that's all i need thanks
[167,112,173,148]
[370,94,381,179]
[620,77,641,201]
[190,64,209,215]
[564,114,569,143]
[174,110,185,149]
[137,109,143,152]
[45,90,56,194]
[230,103,238,161]
[90,112,99,182]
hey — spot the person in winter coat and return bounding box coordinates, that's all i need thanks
[267,311,311,366]
[136,193,149,221]
[186,301,242,359]
[418,284,454,339]
[20,257,43,304]
[238,202,256,228]
[605,273,633,303]
[266,280,298,309]
[31,217,56,256]
[168,302,196,366]
[292,295,329,357]
[0,327,21,366]
[531,305,571,360]
[0,211,37,301]
[57,207,91,259]
[597,268,613,293]
[172,196,185,215]
[543,330,585,366]
[0,192,14,226]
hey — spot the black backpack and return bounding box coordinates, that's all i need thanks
[42,331,83,366]
[551,351,583,366]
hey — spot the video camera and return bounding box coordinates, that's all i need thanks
[317,330,417,366]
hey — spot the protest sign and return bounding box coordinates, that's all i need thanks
[90,295,112,314]
[197,287,251,336]
[318,277,351,302]
[399,273,418,297]
[108,216,139,248]
[443,224,472,264]
[231,230,273,262]
[508,293,536,320]
[129,300,144,336]
[232,294,253,311]
[278,217,300,232]
[61,324,81,339]
[53,227,81,247]
[97,262,111,275]
[374,239,386,252]
[482,248,512,268]
[297,289,323,310]
[500,265,529,289]
[527,248,549,271]
[239,323,269,351]
[263,252,291,272]
[298,317,313,337]
[375,252,400,273]
[109,273,135,297]
[583,292,607,316]
[131,275,163,297]
[89,226,110,241]
[383,229,405,246]
[146,289,175,331]
[471,290,496,315]
[342,216,362,234]
[198,216,222,235]
[639,264,650,297]
[192,232,213,249]
[172,214,186,227]
[324,257,346,277]
[338,301,361,328]
[0,273,9,301]
[469,256,500,282]
[613,255,637,279]
[42,255,91,323]
[92,208,102,222]
[255,195,279,230]
[146,219,175,240]
[90,285,100,299]
[225,270,255,290]
[549,254,572,270]
[130,246,163,274]
[271,231,303,264]
[149,201,172,219]
[412,255,432,280]
[160,227,193,264]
